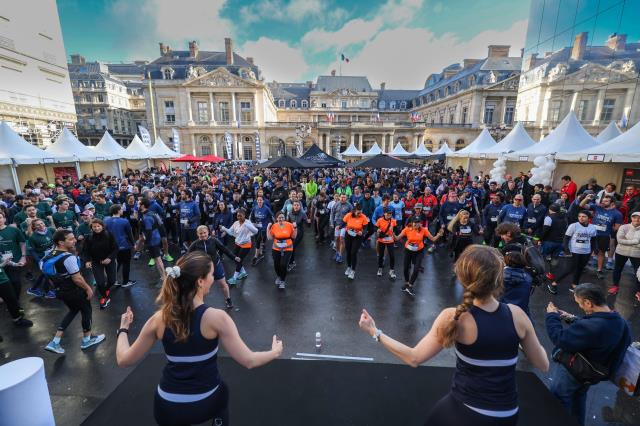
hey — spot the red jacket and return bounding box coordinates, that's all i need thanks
[402,197,418,218]
[417,194,438,218]
[560,181,577,202]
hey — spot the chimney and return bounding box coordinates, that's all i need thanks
[524,53,538,71]
[463,59,481,69]
[188,40,199,58]
[246,57,254,65]
[380,82,386,90]
[571,32,588,60]
[331,69,336,76]
[606,33,626,52]
[306,80,313,88]
[487,45,510,58]
[224,38,234,65]
[71,54,85,65]
[520,48,524,58]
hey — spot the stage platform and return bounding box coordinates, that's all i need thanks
[82,354,577,425]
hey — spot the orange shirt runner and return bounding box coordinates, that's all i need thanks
[342,213,370,237]
[270,222,295,251]
[375,217,397,244]
[398,227,432,251]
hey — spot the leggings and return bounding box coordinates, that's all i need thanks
[425,393,517,426]
[403,248,425,285]
[116,249,132,284]
[272,250,293,281]
[253,229,267,252]
[233,246,251,273]
[612,253,640,288]
[344,233,363,270]
[377,243,395,269]
[57,290,92,332]
[92,261,116,298]
[0,282,22,319]
[154,382,229,426]
[315,215,328,241]
[554,253,590,285]
[453,238,473,261]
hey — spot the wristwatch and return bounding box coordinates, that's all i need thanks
[372,328,382,342]
[116,328,129,337]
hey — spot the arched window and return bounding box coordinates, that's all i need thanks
[390,101,396,110]
[468,75,475,86]
[278,99,285,108]
[162,67,174,80]
[290,99,297,108]
[400,101,407,109]
[301,100,308,108]
[379,100,386,109]
[370,100,377,108]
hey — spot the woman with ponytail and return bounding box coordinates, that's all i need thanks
[116,251,283,426]
[358,245,548,426]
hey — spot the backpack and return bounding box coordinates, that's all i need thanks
[502,241,548,287]
[40,251,73,279]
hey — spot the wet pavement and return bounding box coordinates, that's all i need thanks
[1,231,639,425]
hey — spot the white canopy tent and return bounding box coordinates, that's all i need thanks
[557,120,640,163]
[434,143,454,155]
[451,128,497,158]
[411,142,432,157]
[94,131,129,178]
[46,128,120,178]
[149,137,181,159]
[596,121,622,143]
[389,142,411,157]
[472,123,535,159]
[124,135,152,170]
[362,142,383,157]
[341,142,363,158]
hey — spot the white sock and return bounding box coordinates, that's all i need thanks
[240,267,246,274]
[232,272,239,278]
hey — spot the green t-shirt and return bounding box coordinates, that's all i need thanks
[52,210,76,230]
[28,227,55,255]
[0,225,25,260]
[76,222,92,240]
[94,201,112,219]
[37,201,53,217]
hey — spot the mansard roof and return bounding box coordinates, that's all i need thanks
[315,76,373,92]
[146,50,259,80]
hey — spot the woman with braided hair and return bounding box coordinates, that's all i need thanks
[358,245,548,425]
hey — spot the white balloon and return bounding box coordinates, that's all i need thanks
[533,156,546,167]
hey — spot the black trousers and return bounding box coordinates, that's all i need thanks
[272,250,292,281]
[233,246,251,273]
[425,393,517,426]
[453,238,474,261]
[403,248,425,284]
[57,290,92,333]
[290,231,304,263]
[154,382,229,426]
[315,214,328,242]
[344,233,363,270]
[5,265,23,301]
[612,253,640,288]
[554,253,591,285]
[0,282,21,319]
[92,261,116,298]
[377,243,395,269]
[117,249,132,283]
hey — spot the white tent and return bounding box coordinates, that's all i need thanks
[94,131,128,159]
[451,128,497,157]
[472,123,535,159]
[434,143,454,155]
[506,112,599,160]
[125,135,151,159]
[556,120,640,163]
[389,142,411,157]
[149,137,180,159]
[362,142,383,157]
[0,121,70,164]
[596,121,622,143]
[411,142,432,157]
[47,128,103,162]
[340,142,363,157]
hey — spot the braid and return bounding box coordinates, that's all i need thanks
[453,289,475,321]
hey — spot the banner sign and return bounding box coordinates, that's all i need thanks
[254,132,262,161]
[171,128,181,153]
[586,154,605,162]
[622,168,640,190]
[138,125,152,148]
[224,132,233,160]
[53,167,78,182]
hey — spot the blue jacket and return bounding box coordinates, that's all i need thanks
[439,201,461,226]
[141,212,161,247]
[178,200,200,229]
[482,202,503,228]
[104,217,134,250]
[498,204,526,227]
[500,267,532,317]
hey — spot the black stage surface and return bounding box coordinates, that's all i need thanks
[83,354,577,426]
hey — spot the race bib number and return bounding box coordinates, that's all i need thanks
[490,217,498,222]
[528,218,537,224]
[256,223,262,228]
[319,209,326,215]
[208,213,215,218]
[574,238,590,249]
[247,198,254,203]
[275,240,288,248]
[446,215,454,221]
[460,227,471,234]
[381,236,394,243]
[180,219,188,225]
[347,229,357,237]
[595,225,606,232]
[166,213,171,218]
[423,206,431,212]
[407,243,420,252]
[405,210,413,215]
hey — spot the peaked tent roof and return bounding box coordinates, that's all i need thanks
[473,123,535,159]
[299,143,343,166]
[0,121,71,164]
[434,143,454,155]
[451,128,497,157]
[148,137,180,159]
[95,131,127,159]
[556,120,640,162]
[349,154,416,169]
[411,142,432,157]
[46,128,103,162]
[596,121,622,143]
[506,112,599,160]
[341,142,363,156]
[390,143,411,157]
[256,154,318,169]
[362,142,384,157]
[125,135,151,160]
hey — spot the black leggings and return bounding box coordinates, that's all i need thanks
[554,253,590,285]
[425,393,517,426]
[253,230,267,252]
[453,238,473,261]
[58,290,92,333]
[403,249,425,284]
[612,253,640,288]
[233,246,251,273]
[92,261,116,298]
[315,215,328,241]
[0,282,22,319]
[154,382,229,426]
[344,233,363,270]
[377,243,395,269]
[117,249,132,283]
[272,250,292,281]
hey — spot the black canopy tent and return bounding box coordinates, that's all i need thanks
[299,144,344,167]
[348,154,416,169]
[256,154,319,169]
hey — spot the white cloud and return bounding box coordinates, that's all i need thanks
[301,18,384,53]
[379,0,426,25]
[241,37,310,82]
[239,0,331,24]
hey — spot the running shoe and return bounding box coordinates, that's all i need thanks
[335,254,344,263]
[377,268,383,277]
[569,285,577,293]
[402,285,415,297]
[348,270,355,280]
[133,251,141,260]
[121,280,136,288]
[344,267,352,276]
[389,270,397,279]
[275,278,281,286]
[228,277,238,286]
[547,283,558,295]
[113,281,121,287]
[80,334,106,350]
[45,290,57,299]
[225,298,234,309]
[237,272,248,280]
[597,270,604,280]
[13,317,33,327]
[605,260,614,270]
[99,297,111,309]
[45,341,65,354]
[148,258,156,267]
[287,261,296,271]
[589,257,597,267]
[251,257,259,266]
[26,287,44,298]
[163,254,174,262]
[607,286,619,295]
[278,281,286,290]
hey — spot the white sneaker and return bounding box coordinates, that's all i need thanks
[377,268,383,277]
[344,267,352,276]
[348,270,355,280]
[389,270,397,279]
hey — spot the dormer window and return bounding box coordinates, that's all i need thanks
[278,99,285,108]
[400,101,407,109]
[290,99,297,108]
[379,100,386,109]
[162,67,174,80]
[390,101,396,110]
[301,100,308,108]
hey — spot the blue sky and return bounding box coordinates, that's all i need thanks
[57,0,530,88]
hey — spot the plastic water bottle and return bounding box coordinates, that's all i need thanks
[315,332,322,351]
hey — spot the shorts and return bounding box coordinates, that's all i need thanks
[595,235,610,253]
[146,245,161,258]
[213,260,225,281]
[334,227,346,238]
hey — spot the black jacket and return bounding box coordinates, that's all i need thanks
[82,230,118,262]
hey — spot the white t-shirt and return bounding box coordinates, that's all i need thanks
[566,222,597,255]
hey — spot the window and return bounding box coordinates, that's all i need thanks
[84,94,92,103]
[341,100,347,109]
[290,100,297,108]
[549,100,562,123]
[164,100,175,123]
[461,106,468,124]
[201,145,211,156]
[240,101,252,123]
[449,113,454,124]
[301,100,308,108]
[390,101,396,110]
[165,113,175,124]
[97,94,104,103]
[243,146,253,160]
[578,100,589,121]
[504,106,514,125]
[219,102,229,123]
[321,102,327,108]
[600,99,615,122]
[197,101,208,123]
[163,68,173,80]
[439,114,444,124]
[278,99,285,108]
[400,101,407,109]
[379,100,386,109]
[484,104,495,124]
[164,100,175,112]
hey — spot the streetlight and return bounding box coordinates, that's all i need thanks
[295,123,312,157]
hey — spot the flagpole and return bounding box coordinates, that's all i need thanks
[147,72,158,143]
